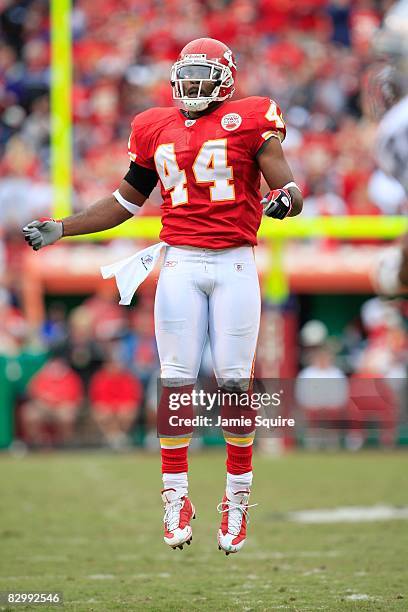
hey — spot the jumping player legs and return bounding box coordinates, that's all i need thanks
[209,246,261,553]
[155,245,261,551]
[154,248,208,536]
[208,247,260,490]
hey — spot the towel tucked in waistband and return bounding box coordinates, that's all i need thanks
[100,241,167,305]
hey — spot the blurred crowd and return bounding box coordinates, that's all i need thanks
[0,0,407,449]
[1,0,407,229]
[1,289,160,449]
[1,288,406,450]
[295,298,407,449]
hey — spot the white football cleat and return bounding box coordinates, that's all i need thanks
[162,489,195,550]
[217,490,257,555]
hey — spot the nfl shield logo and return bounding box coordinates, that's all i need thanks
[141,254,153,270]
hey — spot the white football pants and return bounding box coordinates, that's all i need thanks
[154,245,261,386]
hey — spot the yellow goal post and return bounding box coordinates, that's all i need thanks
[50,0,407,302]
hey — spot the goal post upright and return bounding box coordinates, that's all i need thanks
[50,0,72,220]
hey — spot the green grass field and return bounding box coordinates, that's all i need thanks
[0,451,407,611]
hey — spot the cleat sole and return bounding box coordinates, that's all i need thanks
[167,532,193,551]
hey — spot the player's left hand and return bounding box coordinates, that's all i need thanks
[261,188,292,220]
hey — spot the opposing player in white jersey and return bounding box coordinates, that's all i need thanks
[376,85,408,194]
[367,1,408,293]
[23,38,303,554]
[369,66,408,293]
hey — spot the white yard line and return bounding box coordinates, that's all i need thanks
[288,504,408,523]
[87,574,115,580]
[345,594,373,601]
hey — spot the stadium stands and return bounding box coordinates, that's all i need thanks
[0,0,406,449]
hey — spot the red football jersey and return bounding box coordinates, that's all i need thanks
[128,97,286,249]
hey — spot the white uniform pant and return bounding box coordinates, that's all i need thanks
[154,245,261,386]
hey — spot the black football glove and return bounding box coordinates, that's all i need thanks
[261,188,293,220]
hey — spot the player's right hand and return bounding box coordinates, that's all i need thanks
[22,218,64,251]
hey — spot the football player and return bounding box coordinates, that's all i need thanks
[364,1,408,295]
[23,38,303,555]
[373,62,408,294]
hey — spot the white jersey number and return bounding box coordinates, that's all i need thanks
[155,139,234,206]
[193,139,234,202]
[154,143,188,207]
[265,100,285,129]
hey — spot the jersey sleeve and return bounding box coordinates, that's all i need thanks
[250,97,286,156]
[127,112,156,170]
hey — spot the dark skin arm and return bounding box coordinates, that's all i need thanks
[256,135,303,216]
[62,181,146,236]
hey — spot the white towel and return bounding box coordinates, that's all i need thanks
[101,241,167,305]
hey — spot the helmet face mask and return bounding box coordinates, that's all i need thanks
[170,39,236,113]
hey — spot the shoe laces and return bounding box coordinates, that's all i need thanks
[217,495,257,537]
[163,498,184,532]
